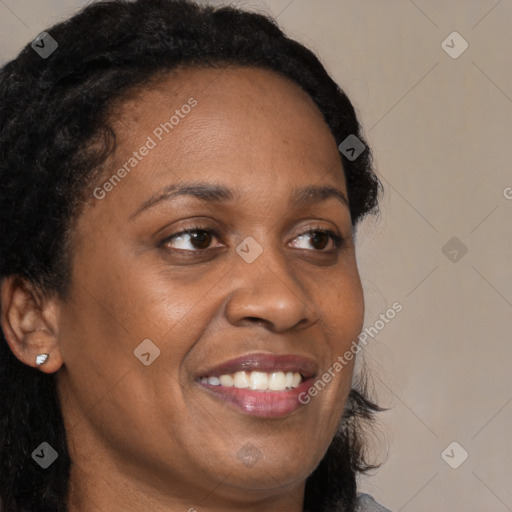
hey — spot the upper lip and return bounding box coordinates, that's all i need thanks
[197,353,318,379]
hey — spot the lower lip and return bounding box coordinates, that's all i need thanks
[198,379,314,418]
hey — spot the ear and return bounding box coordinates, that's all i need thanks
[0,276,63,373]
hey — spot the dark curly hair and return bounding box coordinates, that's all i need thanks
[0,0,384,511]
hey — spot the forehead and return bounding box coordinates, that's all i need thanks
[118,64,322,120]
[84,65,347,220]
[110,65,341,172]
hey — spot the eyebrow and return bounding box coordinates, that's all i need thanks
[130,182,349,220]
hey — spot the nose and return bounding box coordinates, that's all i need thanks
[224,245,319,332]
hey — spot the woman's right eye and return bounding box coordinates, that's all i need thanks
[161,227,223,252]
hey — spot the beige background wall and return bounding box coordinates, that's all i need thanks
[2,1,511,510]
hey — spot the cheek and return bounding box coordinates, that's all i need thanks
[313,264,364,413]
[319,264,365,344]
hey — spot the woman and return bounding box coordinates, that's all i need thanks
[0,0,390,510]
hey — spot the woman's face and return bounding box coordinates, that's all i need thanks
[56,66,365,510]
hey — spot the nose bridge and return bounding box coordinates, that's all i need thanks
[224,234,317,331]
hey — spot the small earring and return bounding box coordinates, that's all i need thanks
[35,353,49,367]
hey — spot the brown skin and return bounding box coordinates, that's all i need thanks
[0,66,364,511]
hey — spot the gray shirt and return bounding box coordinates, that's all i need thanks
[355,493,393,512]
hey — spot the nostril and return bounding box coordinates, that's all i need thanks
[247,317,265,324]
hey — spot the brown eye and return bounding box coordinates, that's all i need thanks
[187,230,213,250]
[310,231,330,251]
[290,229,343,252]
[162,227,220,252]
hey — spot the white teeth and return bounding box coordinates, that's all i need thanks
[268,371,287,391]
[219,374,234,387]
[249,371,268,390]
[203,371,303,391]
[233,371,250,388]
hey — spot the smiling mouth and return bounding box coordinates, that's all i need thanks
[200,370,304,391]
[196,352,318,417]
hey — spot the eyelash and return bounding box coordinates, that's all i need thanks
[160,225,344,253]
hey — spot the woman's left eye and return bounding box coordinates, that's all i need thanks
[290,229,344,252]
[161,227,343,252]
